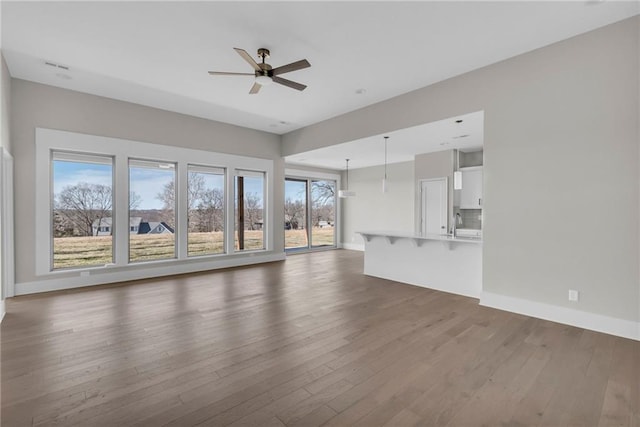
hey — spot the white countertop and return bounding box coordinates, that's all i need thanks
[357,230,482,244]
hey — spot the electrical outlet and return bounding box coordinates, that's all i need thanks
[568,289,579,302]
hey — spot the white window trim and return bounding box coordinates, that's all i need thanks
[36,128,274,276]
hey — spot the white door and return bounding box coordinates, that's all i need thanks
[421,178,447,235]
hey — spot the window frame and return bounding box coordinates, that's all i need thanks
[234,169,267,253]
[35,128,273,275]
[284,168,341,253]
[128,158,178,263]
[186,163,227,258]
[50,150,115,270]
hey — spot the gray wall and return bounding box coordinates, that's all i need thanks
[460,150,483,168]
[11,80,283,285]
[284,163,340,176]
[342,161,414,246]
[283,17,640,322]
[1,55,10,155]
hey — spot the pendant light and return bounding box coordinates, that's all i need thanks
[454,149,462,190]
[338,159,356,198]
[382,136,389,193]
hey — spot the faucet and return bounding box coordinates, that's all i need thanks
[452,212,462,237]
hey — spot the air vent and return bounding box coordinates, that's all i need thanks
[44,61,70,71]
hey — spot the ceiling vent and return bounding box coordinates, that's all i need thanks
[44,61,70,71]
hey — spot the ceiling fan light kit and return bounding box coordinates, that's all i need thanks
[209,47,310,94]
[255,75,273,86]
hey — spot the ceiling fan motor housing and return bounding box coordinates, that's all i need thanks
[256,49,273,79]
[257,63,273,76]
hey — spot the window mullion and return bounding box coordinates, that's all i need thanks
[225,169,236,254]
[307,179,312,248]
[177,162,188,259]
[114,155,129,266]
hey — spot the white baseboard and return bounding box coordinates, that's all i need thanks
[0,299,5,323]
[480,291,640,341]
[341,243,364,251]
[15,252,286,296]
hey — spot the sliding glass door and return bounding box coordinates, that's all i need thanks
[285,177,336,251]
[310,180,336,248]
[284,178,308,250]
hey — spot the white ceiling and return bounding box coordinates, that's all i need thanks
[2,1,638,136]
[285,110,484,170]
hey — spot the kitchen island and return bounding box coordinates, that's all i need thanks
[357,231,482,298]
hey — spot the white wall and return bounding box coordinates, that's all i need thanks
[10,79,283,289]
[341,161,414,250]
[283,17,640,330]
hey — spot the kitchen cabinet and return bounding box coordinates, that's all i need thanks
[459,167,483,209]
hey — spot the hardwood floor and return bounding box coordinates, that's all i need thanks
[2,250,639,426]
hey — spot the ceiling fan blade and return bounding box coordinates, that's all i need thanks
[272,59,311,76]
[234,48,261,71]
[208,71,254,76]
[272,76,307,91]
[249,82,262,94]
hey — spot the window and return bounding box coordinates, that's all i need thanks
[187,165,225,257]
[52,151,114,270]
[129,160,176,262]
[36,128,274,278]
[235,170,265,251]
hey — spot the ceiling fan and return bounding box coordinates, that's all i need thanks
[208,48,310,94]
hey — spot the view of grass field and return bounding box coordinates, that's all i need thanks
[53,236,114,269]
[284,228,335,248]
[53,228,334,269]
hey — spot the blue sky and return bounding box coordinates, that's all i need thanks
[54,161,264,210]
[129,166,175,209]
[53,160,112,193]
[285,180,337,202]
[285,180,306,201]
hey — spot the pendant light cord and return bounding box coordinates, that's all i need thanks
[346,159,350,190]
[384,136,388,180]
